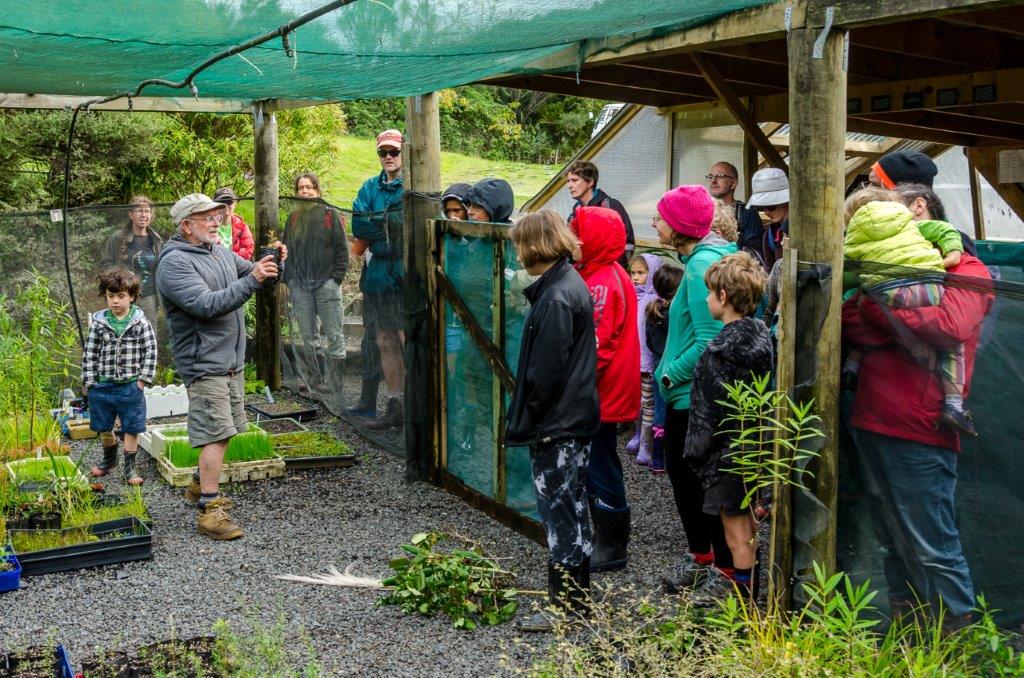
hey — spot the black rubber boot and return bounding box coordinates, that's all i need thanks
[367,396,403,430]
[589,502,630,572]
[517,558,590,633]
[90,443,119,478]
[350,379,379,417]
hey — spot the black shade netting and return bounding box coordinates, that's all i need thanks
[837,248,1024,627]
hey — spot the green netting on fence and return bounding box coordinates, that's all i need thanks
[0,1,773,102]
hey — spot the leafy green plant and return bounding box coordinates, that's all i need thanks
[379,532,518,630]
[60,486,149,528]
[269,432,351,458]
[0,275,77,459]
[719,372,824,513]
[243,361,266,394]
[10,526,96,552]
[6,454,88,490]
[528,564,1024,677]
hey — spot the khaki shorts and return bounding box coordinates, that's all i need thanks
[187,373,246,448]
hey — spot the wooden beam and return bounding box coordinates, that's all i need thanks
[404,92,442,482]
[0,92,256,113]
[253,103,281,391]
[754,66,1024,124]
[620,52,790,91]
[855,110,1024,143]
[743,129,758,199]
[691,52,788,171]
[966,148,988,239]
[849,19,1024,72]
[786,25,847,585]
[512,2,803,73]
[490,76,695,108]
[969,146,1024,223]
[920,5,1024,37]
[846,116,981,146]
[821,0,1024,31]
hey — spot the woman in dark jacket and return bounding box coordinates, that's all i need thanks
[101,195,164,331]
[282,172,349,393]
[507,209,599,634]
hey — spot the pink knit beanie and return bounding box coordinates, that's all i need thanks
[657,185,715,238]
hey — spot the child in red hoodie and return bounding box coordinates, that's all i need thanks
[570,206,641,572]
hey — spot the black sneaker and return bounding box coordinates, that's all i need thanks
[662,555,711,593]
[939,404,977,437]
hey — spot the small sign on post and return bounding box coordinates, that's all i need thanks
[49,209,63,222]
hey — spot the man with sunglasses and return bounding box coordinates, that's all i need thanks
[706,162,764,260]
[213,187,255,261]
[351,130,407,429]
[157,193,285,540]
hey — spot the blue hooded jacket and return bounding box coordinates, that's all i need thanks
[352,170,404,293]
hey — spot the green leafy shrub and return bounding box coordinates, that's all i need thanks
[379,531,518,630]
[527,564,1024,677]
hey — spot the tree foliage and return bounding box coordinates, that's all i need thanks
[0,86,602,212]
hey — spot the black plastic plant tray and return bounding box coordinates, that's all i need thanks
[12,517,153,576]
[246,402,319,422]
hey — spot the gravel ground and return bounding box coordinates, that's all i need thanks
[0,400,691,677]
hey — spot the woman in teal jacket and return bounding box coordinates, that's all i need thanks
[652,185,738,597]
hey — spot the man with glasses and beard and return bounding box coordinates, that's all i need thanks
[157,193,284,540]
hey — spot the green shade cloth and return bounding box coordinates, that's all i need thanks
[0,1,773,102]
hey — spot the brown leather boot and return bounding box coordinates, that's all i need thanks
[197,498,243,540]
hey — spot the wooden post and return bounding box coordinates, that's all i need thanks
[966,149,987,240]
[403,93,441,481]
[786,27,847,576]
[253,102,281,390]
[742,128,758,200]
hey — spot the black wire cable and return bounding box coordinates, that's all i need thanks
[59,0,360,348]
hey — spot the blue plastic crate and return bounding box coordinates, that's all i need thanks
[0,551,20,594]
[56,644,74,678]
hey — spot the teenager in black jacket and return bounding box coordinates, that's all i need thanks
[507,210,600,633]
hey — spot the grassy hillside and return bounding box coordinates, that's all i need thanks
[312,135,560,210]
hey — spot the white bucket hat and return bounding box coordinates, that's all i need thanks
[746,167,790,207]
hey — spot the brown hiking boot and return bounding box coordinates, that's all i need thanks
[183,478,234,510]
[197,500,243,540]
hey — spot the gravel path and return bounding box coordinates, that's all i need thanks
[0,403,687,676]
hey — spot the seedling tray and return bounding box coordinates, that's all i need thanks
[11,517,152,576]
[138,422,189,455]
[154,452,285,487]
[270,430,357,470]
[250,416,308,435]
[0,552,21,593]
[246,401,318,422]
[6,455,90,491]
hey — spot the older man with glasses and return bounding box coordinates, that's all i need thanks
[706,161,765,260]
[156,193,285,541]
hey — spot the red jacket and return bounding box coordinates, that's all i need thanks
[842,254,993,451]
[230,213,255,261]
[571,206,640,423]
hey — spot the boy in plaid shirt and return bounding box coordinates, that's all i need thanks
[82,268,157,485]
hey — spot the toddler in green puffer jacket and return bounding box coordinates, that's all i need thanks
[842,187,976,437]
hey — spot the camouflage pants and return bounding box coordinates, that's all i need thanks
[530,438,593,567]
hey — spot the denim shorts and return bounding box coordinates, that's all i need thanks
[88,381,147,434]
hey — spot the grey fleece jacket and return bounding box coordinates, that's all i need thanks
[155,235,259,385]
